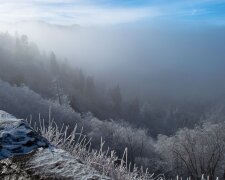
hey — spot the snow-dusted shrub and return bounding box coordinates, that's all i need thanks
[83,113,161,172]
[156,122,225,179]
[34,115,165,180]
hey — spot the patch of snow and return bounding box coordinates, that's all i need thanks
[0,110,16,120]
[26,148,110,179]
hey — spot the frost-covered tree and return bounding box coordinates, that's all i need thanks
[109,85,122,117]
[156,123,225,179]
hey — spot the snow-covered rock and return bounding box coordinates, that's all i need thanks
[0,110,109,179]
[0,111,49,160]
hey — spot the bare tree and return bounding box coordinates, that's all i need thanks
[157,123,225,179]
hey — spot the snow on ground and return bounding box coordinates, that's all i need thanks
[26,147,109,179]
[0,110,16,119]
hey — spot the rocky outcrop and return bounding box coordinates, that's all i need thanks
[0,110,109,180]
[0,110,49,160]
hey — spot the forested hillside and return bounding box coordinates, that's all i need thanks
[1,32,225,179]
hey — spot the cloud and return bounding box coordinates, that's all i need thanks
[44,6,161,26]
[0,0,224,26]
[0,1,161,26]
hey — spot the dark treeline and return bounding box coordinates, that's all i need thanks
[1,32,225,179]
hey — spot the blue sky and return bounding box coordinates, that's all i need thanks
[0,0,225,26]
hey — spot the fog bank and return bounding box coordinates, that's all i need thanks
[1,21,225,101]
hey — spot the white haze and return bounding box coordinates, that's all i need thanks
[1,21,225,101]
